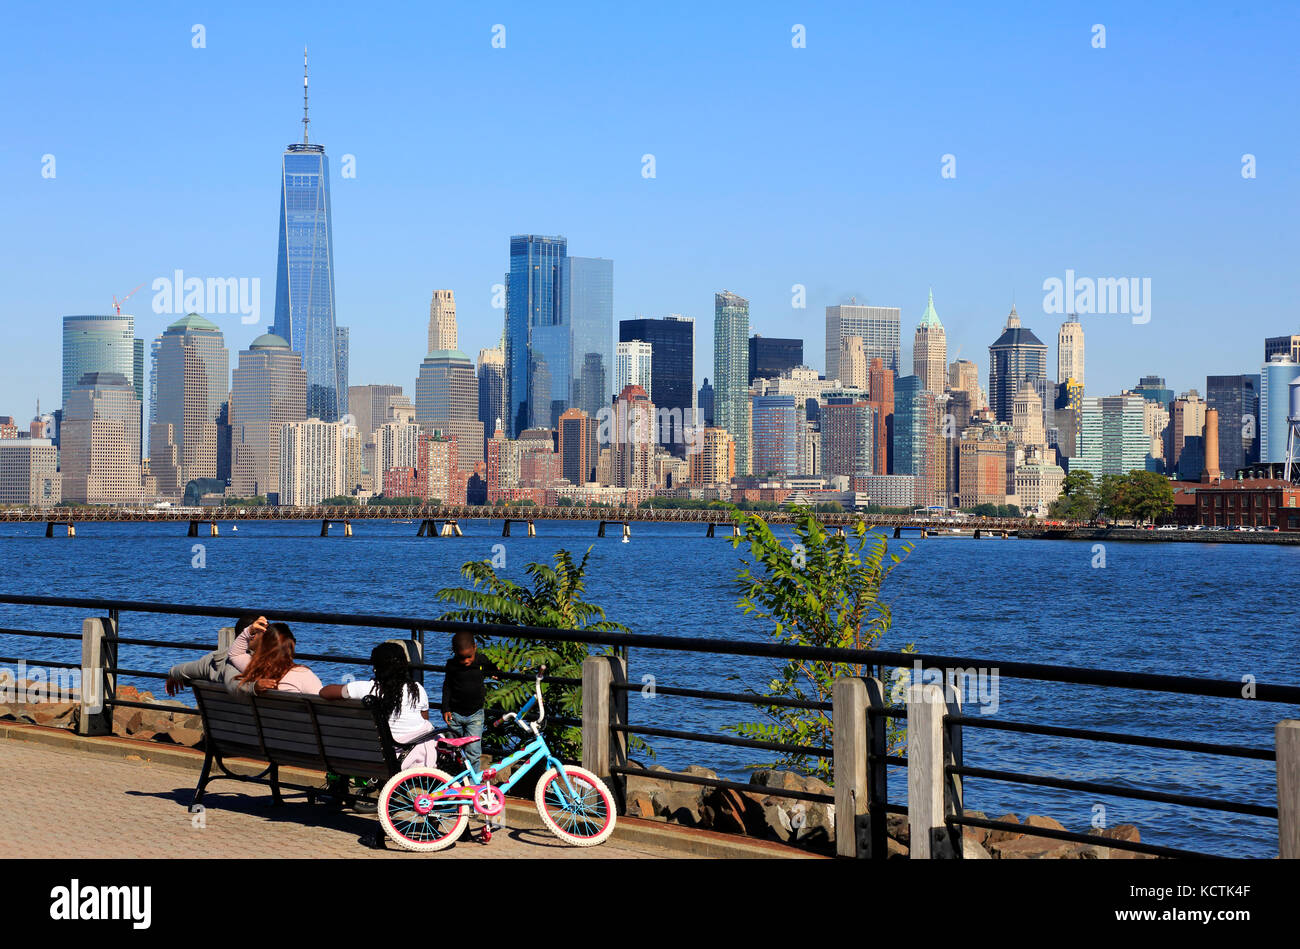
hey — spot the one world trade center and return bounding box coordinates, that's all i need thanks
[272,49,346,422]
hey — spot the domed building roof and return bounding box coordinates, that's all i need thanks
[168,312,221,332]
[249,333,291,350]
[423,349,472,362]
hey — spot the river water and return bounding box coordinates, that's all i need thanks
[1,518,1294,856]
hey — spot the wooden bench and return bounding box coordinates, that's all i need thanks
[190,681,436,807]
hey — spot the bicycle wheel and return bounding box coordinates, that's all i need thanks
[533,765,617,846]
[379,768,469,852]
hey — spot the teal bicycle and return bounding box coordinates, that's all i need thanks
[378,666,617,851]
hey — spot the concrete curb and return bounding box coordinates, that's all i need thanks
[0,722,823,859]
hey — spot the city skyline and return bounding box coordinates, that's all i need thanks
[3,3,1295,419]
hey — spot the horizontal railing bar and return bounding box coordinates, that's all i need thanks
[947,714,1275,761]
[4,593,1295,703]
[868,705,907,720]
[105,698,199,715]
[0,656,81,670]
[294,651,391,666]
[611,766,834,804]
[950,815,1216,859]
[105,667,167,679]
[0,627,84,641]
[950,765,1278,818]
[611,723,833,758]
[108,637,215,651]
[611,681,830,711]
[870,754,908,767]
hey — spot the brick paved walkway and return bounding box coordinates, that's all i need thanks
[0,738,679,859]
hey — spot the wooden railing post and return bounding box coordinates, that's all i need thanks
[217,626,235,652]
[908,682,956,858]
[832,677,866,857]
[1278,719,1300,858]
[582,654,628,812]
[77,616,115,736]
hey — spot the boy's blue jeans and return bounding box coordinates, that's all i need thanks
[445,709,485,773]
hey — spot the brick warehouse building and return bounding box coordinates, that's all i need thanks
[1195,477,1300,530]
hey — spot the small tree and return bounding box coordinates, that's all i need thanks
[1123,469,1175,524]
[435,547,631,762]
[725,507,913,779]
[1049,470,1100,521]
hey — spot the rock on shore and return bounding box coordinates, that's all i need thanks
[623,763,1149,858]
[0,682,204,747]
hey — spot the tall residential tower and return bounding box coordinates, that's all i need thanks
[714,291,751,475]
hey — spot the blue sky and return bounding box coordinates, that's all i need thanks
[1,0,1296,418]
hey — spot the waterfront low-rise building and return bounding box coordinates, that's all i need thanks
[0,438,60,507]
[1195,476,1300,530]
[861,474,916,509]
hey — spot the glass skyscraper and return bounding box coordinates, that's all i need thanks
[564,255,614,428]
[62,315,143,410]
[1260,356,1300,464]
[504,236,613,435]
[506,235,566,436]
[714,291,751,475]
[62,314,145,455]
[273,67,343,423]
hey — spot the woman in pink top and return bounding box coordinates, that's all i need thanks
[231,622,322,695]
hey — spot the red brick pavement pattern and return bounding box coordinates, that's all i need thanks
[0,740,676,859]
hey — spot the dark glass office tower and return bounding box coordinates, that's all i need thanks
[1133,374,1174,408]
[987,305,1047,423]
[272,53,342,421]
[1206,374,1261,475]
[620,315,695,456]
[698,378,715,427]
[748,336,802,383]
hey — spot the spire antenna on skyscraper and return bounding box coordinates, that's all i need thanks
[302,46,310,145]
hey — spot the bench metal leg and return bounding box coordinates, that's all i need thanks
[193,750,215,807]
[269,765,284,806]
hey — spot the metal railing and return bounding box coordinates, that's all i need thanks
[0,593,1297,859]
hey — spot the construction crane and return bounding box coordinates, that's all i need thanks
[112,283,144,316]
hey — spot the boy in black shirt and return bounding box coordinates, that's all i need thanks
[441,632,498,772]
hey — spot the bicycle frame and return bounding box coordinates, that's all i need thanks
[432,682,583,805]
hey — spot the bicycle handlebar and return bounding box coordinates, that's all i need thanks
[490,665,547,731]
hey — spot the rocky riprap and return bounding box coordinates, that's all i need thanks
[0,683,204,747]
[623,763,1150,858]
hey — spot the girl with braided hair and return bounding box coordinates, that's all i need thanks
[320,642,438,768]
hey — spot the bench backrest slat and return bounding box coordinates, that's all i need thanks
[192,682,399,778]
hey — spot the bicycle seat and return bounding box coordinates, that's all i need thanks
[436,735,480,748]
